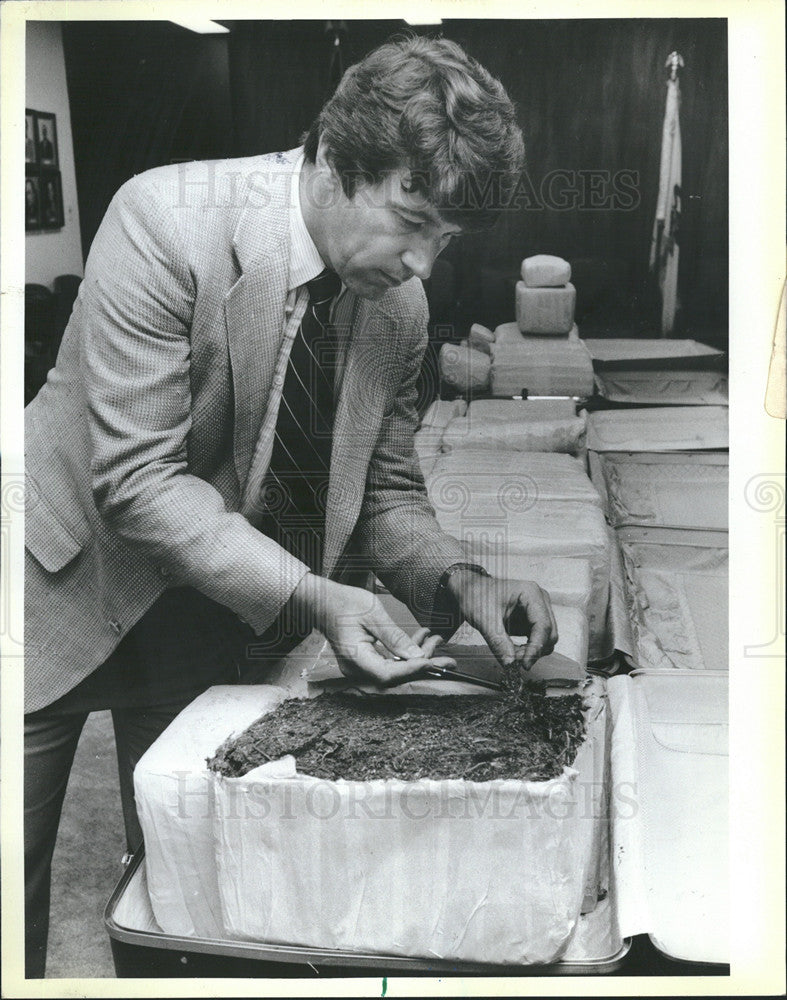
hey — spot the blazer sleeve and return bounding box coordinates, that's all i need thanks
[81,173,310,634]
[351,299,467,628]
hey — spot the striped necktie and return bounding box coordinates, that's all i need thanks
[259,269,342,573]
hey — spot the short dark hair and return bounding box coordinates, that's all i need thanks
[303,36,525,231]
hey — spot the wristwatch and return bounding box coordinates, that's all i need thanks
[438,562,491,592]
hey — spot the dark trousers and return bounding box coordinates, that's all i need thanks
[23,587,264,979]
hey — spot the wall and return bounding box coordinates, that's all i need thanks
[63,21,232,259]
[25,21,83,286]
[227,19,729,345]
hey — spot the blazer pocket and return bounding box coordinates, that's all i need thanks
[25,483,91,573]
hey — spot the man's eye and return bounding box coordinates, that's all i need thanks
[397,215,422,231]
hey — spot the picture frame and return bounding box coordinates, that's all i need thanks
[24,172,41,230]
[25,108,37,164]
[38,170,64,230]
[35,111,58,167]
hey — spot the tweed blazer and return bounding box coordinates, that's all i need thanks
[24,149,465,713]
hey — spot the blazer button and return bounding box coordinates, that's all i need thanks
[109,619,123,635]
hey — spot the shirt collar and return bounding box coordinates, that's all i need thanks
[289,152,326,291]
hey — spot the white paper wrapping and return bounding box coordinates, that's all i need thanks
[134,685,292,938]
[617,535,728,671]
[594,370,728,406]
[211,686,608,965]
[420,397,468,430]
[586,406,729,452]
[463,550,594,616]
[426,450,603,511]
[442,406,587,456]
[583,337,723,365]
[607,673,728,964]
[490,330,595,397]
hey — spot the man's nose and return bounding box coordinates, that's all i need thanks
[401,240,438,281]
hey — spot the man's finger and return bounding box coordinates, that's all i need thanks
[370,617,425,660]
[517,620,554,670]
[481,621,518,668]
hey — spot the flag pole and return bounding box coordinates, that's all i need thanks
[649,51,684,336]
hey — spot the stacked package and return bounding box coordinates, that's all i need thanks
[441,398,587,457]
[584,339,729,672]
[490,255,594,398]
[424,449,611,660]
[437,255,595,398]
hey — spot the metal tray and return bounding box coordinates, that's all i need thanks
[105,850,631,978]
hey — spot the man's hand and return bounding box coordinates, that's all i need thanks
[288,574,455,685]
[446,571,558,670]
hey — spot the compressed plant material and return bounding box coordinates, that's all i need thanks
[208,691,586,783]
[442,398,587,455]
[208,683,608,964]
[586,406,729,452]
[441,611,589,684]
[438,341,491,392]
[490,329,595,397]
[618,532,728,671]
[521,254,572,288]
[516,281,576,334]
[589,452,728,531]
[593,370,729,406]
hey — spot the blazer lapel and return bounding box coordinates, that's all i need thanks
[225,163,292,499]
[323,297,404,577]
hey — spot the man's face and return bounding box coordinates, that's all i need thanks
[308,153,462,300]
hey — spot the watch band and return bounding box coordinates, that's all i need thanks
[438,562,491,591]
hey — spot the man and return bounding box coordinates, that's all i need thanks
[24,36,557,976]
[39,122,54,162]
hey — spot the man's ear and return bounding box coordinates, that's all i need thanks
[315,135,333,175]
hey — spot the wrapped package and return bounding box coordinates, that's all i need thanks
[617,531,728,671]
[420,397,468,431]
[426,450,604,512]
[593,370,729,406]
[415,398,469,472]
[589,452,728,531]
[583,338,724,369]
[587,406,729,452]
[516,281,576,334]
[424,476,611,661]
[490,328,595,398]
[210,682,608,965]
[521,254,572,287]
[135,685,292,939]
[442,398,587,455]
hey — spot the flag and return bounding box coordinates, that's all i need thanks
[649,56,683,335]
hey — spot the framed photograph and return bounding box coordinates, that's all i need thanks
[24,172,41,230]
[36,111,58,167]
[39,170,64,229]
[25,109,37,164]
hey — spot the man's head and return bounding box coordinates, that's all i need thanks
[301,36,524,299]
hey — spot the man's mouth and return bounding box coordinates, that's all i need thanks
[377,270,402,287]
